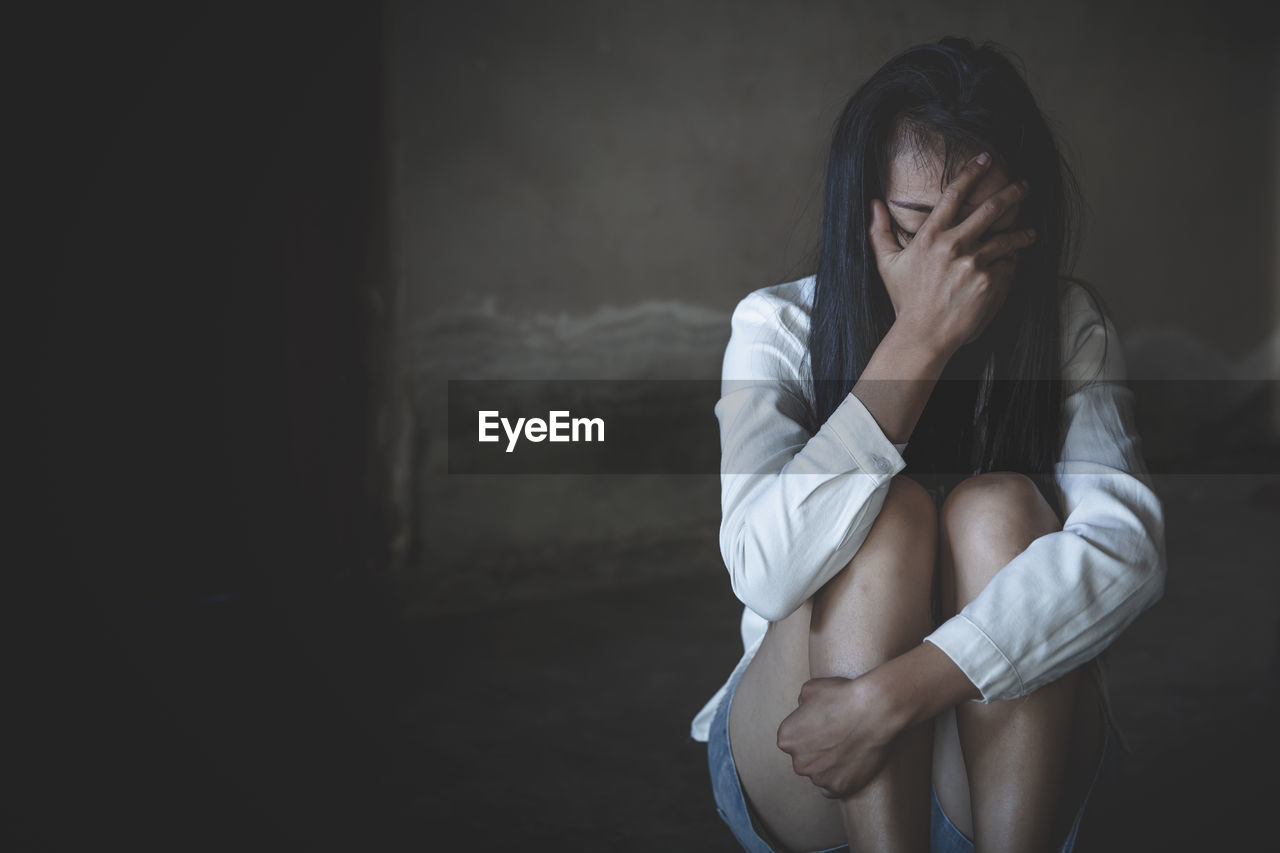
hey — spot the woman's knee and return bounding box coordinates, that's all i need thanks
[865,474,937,574]
[939,471,1062,601]
[818,475,937,605]
[870,474,937,544]
[805,475,938,667]
[886,473,937,517]
[941,472,1058,534]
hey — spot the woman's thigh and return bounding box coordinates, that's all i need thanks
[728,599,848,852]
[727,475,937,852]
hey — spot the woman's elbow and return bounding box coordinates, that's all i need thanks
[725,558,797,623]
[722,534,802,622]
[732,576,798,623]
[1144,547,1168,608]
[1122,536,1167,616]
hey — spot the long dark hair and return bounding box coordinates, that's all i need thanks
[808,37,1104,514]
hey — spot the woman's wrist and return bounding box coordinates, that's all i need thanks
[882,320,954,369]
[866,642,982,733]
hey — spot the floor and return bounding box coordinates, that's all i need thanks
[21,473,1278,851]
[397,472,1280,851]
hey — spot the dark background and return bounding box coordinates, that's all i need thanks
[27,2,407,849]
[24,1,1279,850]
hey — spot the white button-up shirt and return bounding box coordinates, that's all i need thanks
[689,275,1167,742]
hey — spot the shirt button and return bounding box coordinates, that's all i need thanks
[870,455,892,475]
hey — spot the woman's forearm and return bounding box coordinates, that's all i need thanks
[850,322,952,446]
[776,641,983,798]
[872,641,982,732]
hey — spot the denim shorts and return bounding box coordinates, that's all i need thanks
[707,657,1118,853]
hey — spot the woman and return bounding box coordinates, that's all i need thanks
[689,38,1167,852]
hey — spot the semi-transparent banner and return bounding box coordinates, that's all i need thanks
[446,379,1278,475]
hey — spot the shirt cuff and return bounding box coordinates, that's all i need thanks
[924,614,1026,703]
[822,392,908,482]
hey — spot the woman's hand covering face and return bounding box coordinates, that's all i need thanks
[868,149,1037,356]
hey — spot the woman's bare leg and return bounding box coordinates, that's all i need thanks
[934,471,1103,852]
[729,475,938,852]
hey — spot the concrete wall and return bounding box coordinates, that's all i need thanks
[384,0,1278,613]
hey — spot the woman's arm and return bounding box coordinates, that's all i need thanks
[775,285,1166,798]
[920,283,1168,701]
[714,300,965,623]
[716,290,926,622]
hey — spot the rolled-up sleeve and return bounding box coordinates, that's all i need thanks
[923,285,1168,701]
[716,293,907,623]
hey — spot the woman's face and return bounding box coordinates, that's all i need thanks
[882,145,1023,248]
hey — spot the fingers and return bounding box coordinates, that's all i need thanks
[972,227,1037,266]
[867,198,900,264]
[952,179,1029,249]
[921,151,994,236]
